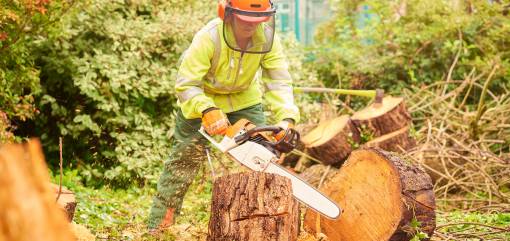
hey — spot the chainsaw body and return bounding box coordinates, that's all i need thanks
[199,119,341,220]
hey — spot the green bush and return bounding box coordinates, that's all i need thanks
[34,0,215,186]
[313,0,510,95]
[0,0,72,142]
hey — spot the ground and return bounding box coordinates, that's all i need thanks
[53,164,510,241]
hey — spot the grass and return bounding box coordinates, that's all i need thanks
[51,167,216,240]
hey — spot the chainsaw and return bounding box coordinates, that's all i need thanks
[199,119,341,220]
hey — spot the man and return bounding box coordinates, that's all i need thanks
[147,0,299,231]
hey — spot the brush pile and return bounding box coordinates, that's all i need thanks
[403,79,510,240]
[404,79,510,208]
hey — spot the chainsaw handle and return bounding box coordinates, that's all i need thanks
[233,126,282,144]
[234,126,300,154]
[245,126,282,136]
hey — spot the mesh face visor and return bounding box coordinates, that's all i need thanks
[223,7,276,54]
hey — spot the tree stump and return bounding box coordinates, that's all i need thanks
[207,172,300,241]
[363,126,416,153]
[301,115,360,165]
[51,184,77,222]
[0,139,75,241]
[304,148,436,241]
[352,96,411,137]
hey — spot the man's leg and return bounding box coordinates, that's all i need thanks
[147,111,206,230]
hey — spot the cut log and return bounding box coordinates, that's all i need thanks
[363,126,416,152]
[0,139,75,241]
[51,183,77,222]
[352,96,411,137]
[301,115,360,165]
[304,148,436,241]
[207,172,300,241]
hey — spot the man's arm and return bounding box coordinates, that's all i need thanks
[260,35,300,123]
[175,31,217,119]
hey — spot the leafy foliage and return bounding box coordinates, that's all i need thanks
[0,0,73,142]
[313,0,510,95]
[35,0,215,186]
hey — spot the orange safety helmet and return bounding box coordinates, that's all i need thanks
[218,0,275,23]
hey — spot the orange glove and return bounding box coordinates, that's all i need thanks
[275,118,295,141]
[202,107,230,136]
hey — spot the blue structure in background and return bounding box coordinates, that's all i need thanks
[274,0,331,45]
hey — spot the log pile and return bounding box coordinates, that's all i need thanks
[0,139,75,241]
[303,148,436,241]
[208,172,300,241]
[206,95,435,241]
[286,95,435,240]
[299,96,416,166]
[351,96,411,137]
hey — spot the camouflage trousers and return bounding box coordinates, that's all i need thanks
[147,104,266,229]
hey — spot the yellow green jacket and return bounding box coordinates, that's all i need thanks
[175,18,300,123]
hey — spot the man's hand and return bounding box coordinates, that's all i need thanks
[275,118,295,141]
[202,107,230,135]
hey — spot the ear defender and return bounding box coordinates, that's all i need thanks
[218,0,227,20]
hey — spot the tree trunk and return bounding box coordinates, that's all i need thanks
[304,148,436,241]
[51,184,77,222]
[363,126,416,152]
[0,139,75,241]
[208,172,300,241]
[301,115,360,165]
[352,96,412,137]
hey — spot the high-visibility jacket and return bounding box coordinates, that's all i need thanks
[175,18,300,123]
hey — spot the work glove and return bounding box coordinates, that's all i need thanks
[274,118,295,141]
[202,107,230,136]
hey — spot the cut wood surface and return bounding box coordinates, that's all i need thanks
[207,172,300,241]
[304,148,436,241]
[0,139,75,241]
[352,96,411,137]
[301,115,360,165]
[363,126,416,152]
[51,183,77,222]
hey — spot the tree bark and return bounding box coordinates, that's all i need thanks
[208,172,300,241]
[0,139,75,241]
[352,96,412,137]
[301,115,360,165]
[363,126,416,153]
[304,148,436,241]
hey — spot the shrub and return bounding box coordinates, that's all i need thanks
[34,0,214,186]
[313,0,510,95]
[0,0,72,142]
